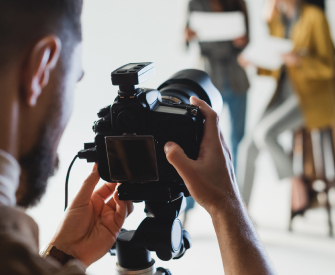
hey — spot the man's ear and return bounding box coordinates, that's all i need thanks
[22,36,62,106]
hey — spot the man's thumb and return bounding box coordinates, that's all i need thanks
[164,142,194,176]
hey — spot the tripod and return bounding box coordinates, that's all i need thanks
[110,197,192,275]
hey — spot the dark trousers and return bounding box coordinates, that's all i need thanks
[221,81,247,172]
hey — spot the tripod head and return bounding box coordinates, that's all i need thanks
[112,196,192,274]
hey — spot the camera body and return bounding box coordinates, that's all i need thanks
[81,62,222,202]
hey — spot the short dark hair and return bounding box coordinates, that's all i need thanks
[0,0,83,69]
[305,0,325,10]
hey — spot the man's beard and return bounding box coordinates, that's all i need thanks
[17,124,60,208]
[17,83,64,208]
[15,50,75,208]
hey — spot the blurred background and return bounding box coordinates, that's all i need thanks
[28,0,335,274]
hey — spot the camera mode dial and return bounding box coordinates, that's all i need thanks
[97,106,111,118]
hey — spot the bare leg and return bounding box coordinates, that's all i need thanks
[291,177,308,212]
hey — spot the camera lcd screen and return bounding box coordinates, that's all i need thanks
[105,136,159,182]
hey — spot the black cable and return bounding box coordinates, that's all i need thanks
[65,155,78,211]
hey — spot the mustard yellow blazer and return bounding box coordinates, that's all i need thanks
[259,3,335,129]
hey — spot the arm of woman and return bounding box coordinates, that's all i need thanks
[262,0,278,23]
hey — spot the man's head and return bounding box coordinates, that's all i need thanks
[0,0,84,207]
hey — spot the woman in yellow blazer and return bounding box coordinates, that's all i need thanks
[237,0,335,214]
[260,0,335,129]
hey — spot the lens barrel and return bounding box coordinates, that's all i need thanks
[157,69,223,115]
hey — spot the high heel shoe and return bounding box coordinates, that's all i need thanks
[289,177,317,231]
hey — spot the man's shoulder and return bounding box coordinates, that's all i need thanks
[0,203,39,252]
[0,204,86,275]
[0,204,38,233]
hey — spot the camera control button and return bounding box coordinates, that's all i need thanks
[117,70,127,73]
[129,70,137,73]
[186,105,198,116]
[97,106,111,118]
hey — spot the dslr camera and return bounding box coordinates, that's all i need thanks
[75,63,223,273]
[80,62,222,202]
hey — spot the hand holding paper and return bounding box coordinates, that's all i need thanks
[241,36,294,70]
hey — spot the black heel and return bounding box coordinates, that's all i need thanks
[289,207,307,231]
[289,178,319,231]
[291,208,307,219]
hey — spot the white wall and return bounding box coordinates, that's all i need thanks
[326,0,335,41]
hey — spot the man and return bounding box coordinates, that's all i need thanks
[0,0,276,274]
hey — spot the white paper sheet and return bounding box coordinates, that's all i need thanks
[189,11,246,42]
[242,36,294,70]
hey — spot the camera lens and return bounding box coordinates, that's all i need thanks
[157,69,222,115]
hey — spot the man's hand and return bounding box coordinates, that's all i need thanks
[164,97,276,275]
[50,164,133,267]
[164,97,239,216]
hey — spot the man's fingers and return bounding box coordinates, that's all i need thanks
[164,142,196,180]
[95,182,117,201]
[190,97,220,143]
[102,192,133,240]
[111,190,129,228]
[126,200,134,217]
[71,164,100,207]
[106,187,133,219]
[115,191,133,218]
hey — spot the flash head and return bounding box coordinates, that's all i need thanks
[111,62,155,94]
